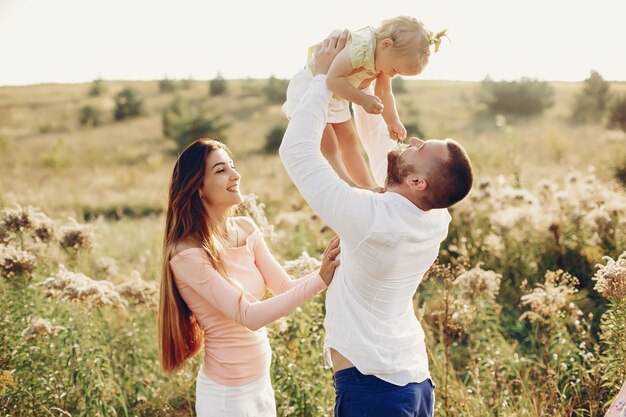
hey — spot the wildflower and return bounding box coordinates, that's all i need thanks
[235,194,276,242]
[0,243,37,280]
[449,300,477,331]
[0,204,36,235]
[593,252,626,301]
[283,251,321,277]
[21,317,62,339]
[520,270,579,322]
[116,270,159,307]
[483,233,504,256]
[453,264,501,301]
[37,266,127,310]
[0,370,16,390]
[59,218,95,252]
[32,212,56,243]
[95,256,119,278]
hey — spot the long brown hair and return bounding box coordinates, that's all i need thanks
[158,138,238,372]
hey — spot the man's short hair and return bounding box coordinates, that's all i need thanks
[426,139,473,209]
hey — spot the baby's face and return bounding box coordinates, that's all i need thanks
[376,48,422,77]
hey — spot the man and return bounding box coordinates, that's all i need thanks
[279,32,473,417]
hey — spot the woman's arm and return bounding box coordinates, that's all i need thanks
[170,251,327,331]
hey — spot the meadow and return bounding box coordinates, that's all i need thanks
[0,76,625,416]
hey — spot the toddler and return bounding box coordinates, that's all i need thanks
[283,16,446,190]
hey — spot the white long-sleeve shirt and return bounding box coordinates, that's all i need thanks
[279,75,451,386]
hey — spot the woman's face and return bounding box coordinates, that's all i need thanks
[200,148,242,209]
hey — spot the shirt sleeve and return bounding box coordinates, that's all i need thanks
[170,250,327,331]
[278,75,379,246]
[251,228,310,294]
[353,98,397,187]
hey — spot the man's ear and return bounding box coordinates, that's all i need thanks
[380,38,394,50]
[406,173,427,192]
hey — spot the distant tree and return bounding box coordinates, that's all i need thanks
[209,72,227,96]
[113,88,144,121]
[181,76,193,90]
[392,76,407,94]
[570,70,611,124]
[400,104,425,138]
[404,122,425,139]
[159,77,176,93]
[608,94,626,132]
[78,105,102,127]
[88,78,106,97]
[478,77,554,118]
[264,124,286,154]
[264,75,288,104]
[162,96,229,153]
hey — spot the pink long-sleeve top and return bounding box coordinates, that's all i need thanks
[169,220,327,387]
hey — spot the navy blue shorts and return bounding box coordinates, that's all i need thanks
[333,367,435,417]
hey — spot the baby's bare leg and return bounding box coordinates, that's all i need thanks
[333,121,376,188]
[321,124,356,187]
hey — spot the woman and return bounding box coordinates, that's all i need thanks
[158,138,340,417]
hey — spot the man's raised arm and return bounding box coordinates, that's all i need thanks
[279,32,375,244]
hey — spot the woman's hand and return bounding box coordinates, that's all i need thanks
[313,29,349,75]
[319,235,341,285]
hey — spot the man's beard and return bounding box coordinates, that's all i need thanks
[386,147,409,187]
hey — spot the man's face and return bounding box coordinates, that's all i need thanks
[387,138,450,185]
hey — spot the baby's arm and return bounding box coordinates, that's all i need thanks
[327,49,384,114]
[375,74,406,141]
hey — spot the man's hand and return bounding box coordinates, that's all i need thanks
[361,94,384,114]
[388,120,407,141]
[313,29,349,75]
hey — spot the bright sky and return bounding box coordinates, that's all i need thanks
[1,0,625,86]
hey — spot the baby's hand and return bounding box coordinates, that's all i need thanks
[361,94,384,114]
[388,120,407,142]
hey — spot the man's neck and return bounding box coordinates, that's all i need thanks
[386,185,431,211]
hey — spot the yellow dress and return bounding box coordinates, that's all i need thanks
[307,26,378,96]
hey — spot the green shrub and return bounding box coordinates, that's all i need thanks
[209,72,227,96]
[162,96,229,153]
[478,77,554,118]
[264,75,288,104]
[180,76,193,90]
[264,124,286,154]
[88,78,106,97]
[78,105,102,127]
[158,77,176,93]
[570,70,611,124]
[614,156,626,188]
[608,94,626,131]
[113,88,144,121]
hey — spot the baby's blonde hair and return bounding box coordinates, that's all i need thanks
[376,16,447,75]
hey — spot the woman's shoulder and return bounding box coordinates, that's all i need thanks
[233,216,259,238]
[171,238,202,259]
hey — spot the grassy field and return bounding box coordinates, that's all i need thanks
[1,78,625,416]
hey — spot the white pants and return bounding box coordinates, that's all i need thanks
[282,67,352,124]
[195,367,276,417]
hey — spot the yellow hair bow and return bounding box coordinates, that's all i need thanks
[429,31,448,53]
[430,36,442,53]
